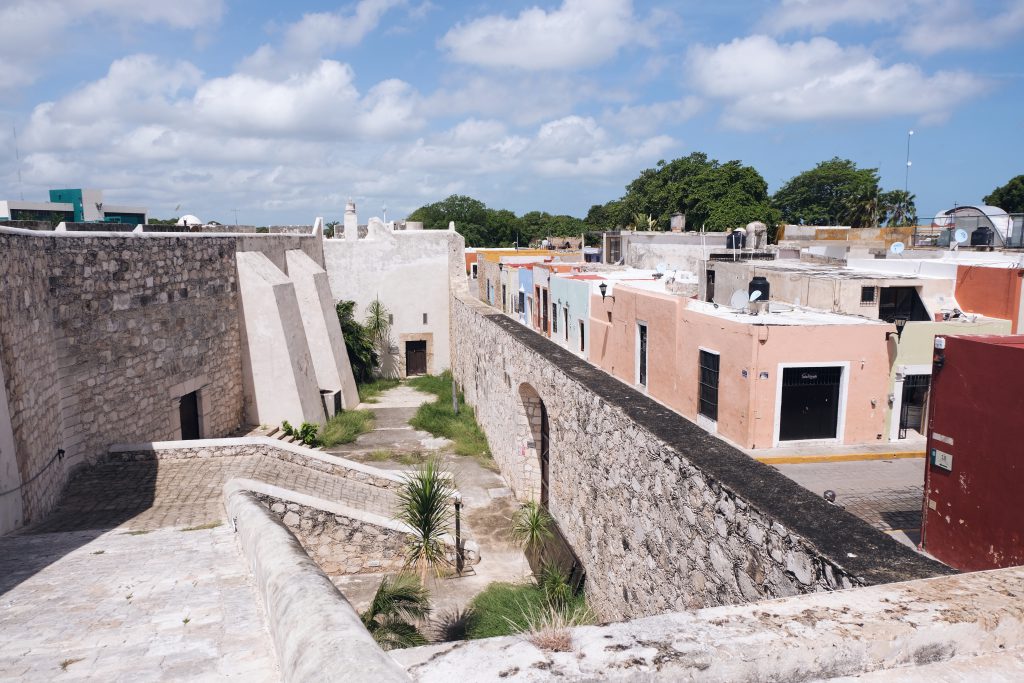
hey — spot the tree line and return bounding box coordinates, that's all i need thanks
[408,154,1021,248]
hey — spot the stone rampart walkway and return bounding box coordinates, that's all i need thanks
[0,525,278,680]
[25,452,397,534]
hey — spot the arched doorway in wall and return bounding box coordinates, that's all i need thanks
[517,382,548,505]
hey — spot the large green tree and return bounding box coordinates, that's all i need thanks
[984,175,1024,213]
[772,158,883,227]
[618,153,777,232]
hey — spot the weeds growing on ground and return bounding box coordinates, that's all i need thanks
[357,378,401,403]
[319,410,375,447]
[407,372,493,465]
[366,450,427,465]
[59,658,84,671]
[180,521,222,532]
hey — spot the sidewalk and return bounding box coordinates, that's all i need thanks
[746,435,926,464]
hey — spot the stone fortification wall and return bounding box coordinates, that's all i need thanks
[254,492,409,575]
[0,235,66,529]
[449,293,947,621]
[0,228,328,531]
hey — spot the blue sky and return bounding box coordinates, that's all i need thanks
[1,0,1022,225]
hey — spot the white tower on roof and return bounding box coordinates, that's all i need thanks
[344,199,358,241]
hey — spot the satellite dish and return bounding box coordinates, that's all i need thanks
[729,290,749,309]
[749,290,762,302]
[954,229,969,244]
[890,241,905,255]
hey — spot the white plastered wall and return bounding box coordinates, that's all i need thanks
[286,249,360,410]
[236,251,326,427]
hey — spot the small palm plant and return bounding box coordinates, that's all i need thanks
[510,500,553,556]
[360,573,431,650]
[364,297,393,374]
[397,457,455,582]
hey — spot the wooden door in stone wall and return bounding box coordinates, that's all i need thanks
[405,341,427,376]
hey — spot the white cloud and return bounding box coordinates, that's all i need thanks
[0,0,223,91]
[240,1,405,77]
[762,0,1024,56]
[440,0,638,70]
[903,0,1024,55]
[688,35,987,129]
[603,98,704,136]
[762,0,905,33]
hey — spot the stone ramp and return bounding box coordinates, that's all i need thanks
[23,449,398,534]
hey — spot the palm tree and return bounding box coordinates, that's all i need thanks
[510,500,553,556]
[364,297,393,376]
[397,458,456,582]
[842,189,881,228]
[881,190,917,227]
[360,574,431,650]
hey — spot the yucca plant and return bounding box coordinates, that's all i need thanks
[364,298,393,371]
[509,500,553,554]
[397,457,455,582]
[360,574,431,650]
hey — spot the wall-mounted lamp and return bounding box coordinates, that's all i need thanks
[599,282,613,302]
[498,263,504,271]
[887,315,909,342]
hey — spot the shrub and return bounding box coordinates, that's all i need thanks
[509,501,553,553]
[360,574,431,650]
[281,420,321,447]
[397,457,455,582]
[319,410,374,447]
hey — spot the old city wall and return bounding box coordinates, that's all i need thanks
[450,292,947,621]
[0,227,330,531]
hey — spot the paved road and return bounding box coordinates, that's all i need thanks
[773,458,926,548]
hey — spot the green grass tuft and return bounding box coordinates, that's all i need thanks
[357,378,401,403]
[180,521,222,532]
[320,409,375,447]
[466,581,591,640]
[407,372,493,464]
[366,450,427,465]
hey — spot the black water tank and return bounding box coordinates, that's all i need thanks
[726,230,746,249]
[749,275,770,302]
[970,225,994,247]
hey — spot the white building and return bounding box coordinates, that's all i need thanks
[323,202,466,378]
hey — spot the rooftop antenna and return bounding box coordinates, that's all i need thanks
[382,204,388,224]
[13,125,24,200]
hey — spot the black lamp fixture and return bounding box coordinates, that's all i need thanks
[893,315,909,341]
[599,282,613,302]
[453,491,464,576]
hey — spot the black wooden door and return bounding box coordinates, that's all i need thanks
[899,374,931,438]
[406,341,427,376]
[779,367,842,441]
[179,391,200,440]
[540,402,550,508]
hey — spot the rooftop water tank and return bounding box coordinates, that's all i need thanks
[749,275,770,303]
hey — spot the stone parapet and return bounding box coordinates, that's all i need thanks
[395,564,1024,681]
[108,437,406,490]
[449,292,948,620]
[225,485,411,683]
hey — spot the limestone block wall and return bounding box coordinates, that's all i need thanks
[0,230,246,528]
[254,493,409,575]
[449,293,947,621]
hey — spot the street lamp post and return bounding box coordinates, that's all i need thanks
[453,491,463,576]
[904,130,914,224]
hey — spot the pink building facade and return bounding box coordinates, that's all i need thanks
[590,284,892,449]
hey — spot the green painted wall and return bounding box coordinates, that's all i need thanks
[49,189,84,222]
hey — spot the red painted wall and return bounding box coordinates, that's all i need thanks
[955,265,1023,333]
[922,334,1024,571]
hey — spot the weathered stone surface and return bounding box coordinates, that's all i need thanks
[449,293,948,622]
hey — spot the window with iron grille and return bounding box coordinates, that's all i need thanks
[860,286,876,304]
[552,303,558,333]
[698,350,720,420]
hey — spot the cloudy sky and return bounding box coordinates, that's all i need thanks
[0,0,1021,225]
